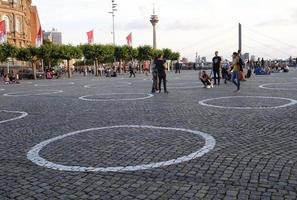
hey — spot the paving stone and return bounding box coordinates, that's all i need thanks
[0,71,297,199]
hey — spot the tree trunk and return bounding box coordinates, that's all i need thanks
[49,60,52,69]
[67,60,72,78]
[95,60,98,76]
[32,62,37,80]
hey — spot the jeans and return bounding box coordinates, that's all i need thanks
[151,72,158,93]
[158,73,167,92]
[213,68,220,85]
[232,71,240,90]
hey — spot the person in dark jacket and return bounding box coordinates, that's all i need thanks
[155,55,168,94]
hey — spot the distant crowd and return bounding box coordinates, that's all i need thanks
[199,50,292,93]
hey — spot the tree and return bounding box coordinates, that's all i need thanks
[38,43,61,70]
[114,45,135,72]
[137,45,153,62]
[94,44,115,64]
[170,52,180,61]
[152,49,163,59]
[80,44,96,75]
[162,48,173,60]
[0,43,17,62]
[0,43,18,74]
[16,47,39,80]
[58,45,82,78]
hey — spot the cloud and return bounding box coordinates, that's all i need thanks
[163,20,214,31]
[117,20,150,31]
[255,19,293,27]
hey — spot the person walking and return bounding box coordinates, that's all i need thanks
[155,55,168,94]
[231,52,240,93]
[212,51,222,85]
[238,50,246,81]
[129,62,136,78]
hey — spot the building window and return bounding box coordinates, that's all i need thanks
[2,15,10,33]
[16,18,22,33]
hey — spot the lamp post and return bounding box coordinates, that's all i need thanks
[109,0,118,45]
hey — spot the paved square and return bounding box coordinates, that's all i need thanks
[0,70,297,199]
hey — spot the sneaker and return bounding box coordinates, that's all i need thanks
[206,86,211,89]
[211,85,214,88]
[165,91,169,94]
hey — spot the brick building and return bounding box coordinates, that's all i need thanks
[0,0,41,47]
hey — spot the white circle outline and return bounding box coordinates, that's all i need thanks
[0,110,28,124]
[79,93,154,102]
[169,85,204,89]
[84,82,132,89]
[27,125,216,172]
[168,82,204,89]
[34,82,75,87]
[3,90,63,97]
[199,96,297,109]
[259,82,297,91]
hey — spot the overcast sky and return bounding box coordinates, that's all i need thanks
[33,0,297,61]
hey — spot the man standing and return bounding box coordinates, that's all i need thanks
[155,55,168,94]
[175,61,181,74]
[212,51,222,85]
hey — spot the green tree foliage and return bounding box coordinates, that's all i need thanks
[58,45,82,78]
[0,43,17,63]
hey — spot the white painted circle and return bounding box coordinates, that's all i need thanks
[199,96,297,109]
[167,82,203,89]
[84,82,131,89]
[259,82,297,91]
[79,93,154,102]
[3,90,63,97]
[27,125,216,172]
[34,82,75,87]
[0,110,28,124]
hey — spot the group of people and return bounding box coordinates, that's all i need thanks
[2,73,20,84]
[200,50,246,92]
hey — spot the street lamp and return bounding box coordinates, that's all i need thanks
[108,0,118,45]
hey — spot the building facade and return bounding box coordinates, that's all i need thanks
[0,0,41,47]
[44,28,62,44]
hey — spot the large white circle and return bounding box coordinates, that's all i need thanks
[0,110,28,124]
[199,96,297,109]
[79,93,154,102]
[167,81,203,89]
[259,82,297,91]
[34,82,75,87]
[3,90,63,97]
[84,82,132,89]
[27,125,216,172]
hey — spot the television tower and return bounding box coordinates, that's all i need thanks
[150,5,159,49]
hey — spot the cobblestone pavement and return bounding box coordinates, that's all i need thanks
[0,70,297,199]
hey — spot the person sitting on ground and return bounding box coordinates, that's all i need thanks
[3,74,10,84]
[222,60,231,84]
[200,71,213,88]
[283,65,289,73]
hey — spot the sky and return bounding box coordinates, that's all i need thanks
[32,0,297,61]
